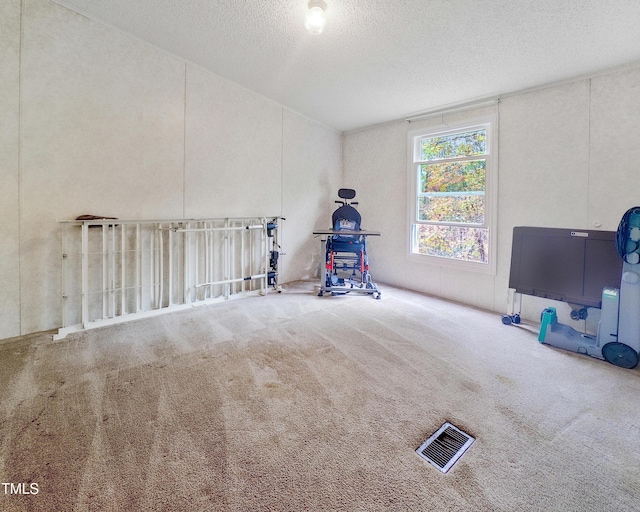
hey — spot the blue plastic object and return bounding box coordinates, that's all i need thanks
[538,308,557,342]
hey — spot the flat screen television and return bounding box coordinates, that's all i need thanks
[508,227,623,309]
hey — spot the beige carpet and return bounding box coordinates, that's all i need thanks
[1,281,639,511]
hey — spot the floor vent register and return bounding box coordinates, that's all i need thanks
[416,422,474,473]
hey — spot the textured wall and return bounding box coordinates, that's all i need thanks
[589,69,640,229]
[281,110,342,283]
[19,0,186,334]
[0,0,21,339]
[344,69,640,320]
[184,66,282,219]
[1,0,342,338]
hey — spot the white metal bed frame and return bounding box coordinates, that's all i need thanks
[55,216,278,339]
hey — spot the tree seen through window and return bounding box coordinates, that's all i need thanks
[412,125,491,264]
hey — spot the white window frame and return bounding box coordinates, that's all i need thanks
[407,115,498,274]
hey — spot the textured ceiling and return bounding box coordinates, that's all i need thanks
[51,0,640,132]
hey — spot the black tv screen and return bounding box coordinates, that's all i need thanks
[508,227,623,309]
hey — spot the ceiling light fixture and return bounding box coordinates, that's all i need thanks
[305,0,327,35]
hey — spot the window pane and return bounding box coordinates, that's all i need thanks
[414,225,489,263]
[418,194,484,224]
[420,160,485,193]
[419,129,486,161]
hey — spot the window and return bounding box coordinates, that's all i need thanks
[408,116,497,272]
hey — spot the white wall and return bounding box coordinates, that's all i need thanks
[282,110,342,281]
[0,0,341,339]
[0,0,21,339]
[344,68,640,321]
